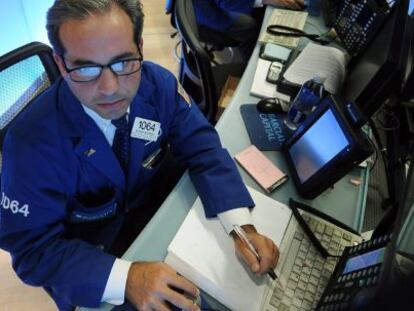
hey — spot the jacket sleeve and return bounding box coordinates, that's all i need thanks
[157,74,254,217]
[0,125,115,308]
[213,0,256,13]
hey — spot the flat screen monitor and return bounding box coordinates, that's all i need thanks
[342,0,412,118]
[283,96,373,199]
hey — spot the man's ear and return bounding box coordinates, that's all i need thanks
[53,53,67,76]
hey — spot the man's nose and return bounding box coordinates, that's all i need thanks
[97,68,119,96]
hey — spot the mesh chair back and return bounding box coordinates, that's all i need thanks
[0,42,60,172]
[175,0,219,123]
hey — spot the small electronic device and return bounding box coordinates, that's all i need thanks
[342,0,412,118]
[266,61,283,84]
[315,151,414,310]
[260,43,292,63]
[282,95,373,199]
[331,0,396,56]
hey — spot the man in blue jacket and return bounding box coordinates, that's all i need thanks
[194,0,305,60]
[0,0,279,310]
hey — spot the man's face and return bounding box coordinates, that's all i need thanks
[55,6,142,120]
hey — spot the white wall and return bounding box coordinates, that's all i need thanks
[0,0,54,57]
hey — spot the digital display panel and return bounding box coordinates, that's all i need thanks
[343,247,386,274]
[289,109,350,183]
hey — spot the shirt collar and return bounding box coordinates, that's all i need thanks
[82,104,130,133]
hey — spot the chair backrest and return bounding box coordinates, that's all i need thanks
[174,0,220,123]
[0,42,60,172]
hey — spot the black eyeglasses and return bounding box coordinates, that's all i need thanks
[61,52,143,83]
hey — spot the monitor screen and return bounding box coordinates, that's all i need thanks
[343,247,386,274]
[288,108,350,183]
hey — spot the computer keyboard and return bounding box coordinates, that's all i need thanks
[261,211,362,311]
[259,9,308,48]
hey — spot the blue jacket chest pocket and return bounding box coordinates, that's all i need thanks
[66,188,118,224]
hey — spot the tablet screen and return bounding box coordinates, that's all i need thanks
[288,109,350,183]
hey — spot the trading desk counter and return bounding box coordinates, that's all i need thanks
[80,6,369,311]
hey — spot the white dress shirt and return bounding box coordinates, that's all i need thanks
[82,105,253,305]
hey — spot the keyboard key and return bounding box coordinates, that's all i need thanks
[269,296,280,308]
[301,300,312,310]
[304,258,314,268]
[325,226,334,236]
[298,250,307,260]
[342,233,352,241]
[311,268,320,278]
[292,297,302,308]
[294,230,304,241]
[302,266,312,276]
[322,234,331,243]
[309,219,317,231]
[309,275,319,286]
[287,279,297,290]
[295,288,305,299]
[297,281,307,292]
[272,287,284,299]
[290,272,300,282]
[281,296,291,306]
[292,264,302,275]
[306,283,317,294]
[299,243,309,253]
[316,222,326,234]
[285,287,295,298]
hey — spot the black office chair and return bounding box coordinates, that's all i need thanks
[166,0,239,64]
[174,0,246,123]
[0,42,60,177]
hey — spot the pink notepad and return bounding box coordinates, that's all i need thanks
[235,145,288,193]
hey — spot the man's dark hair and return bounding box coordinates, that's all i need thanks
[46,0,144,55]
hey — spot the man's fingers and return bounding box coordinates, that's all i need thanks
[235,241,261,272]
[166,272,200,300]
[234,232,280,275]
[126,262,200,311]
[144,299,171,311]
[163,287,200,311]
[282,0,303,10]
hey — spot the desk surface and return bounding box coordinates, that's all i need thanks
[80,7,369,311]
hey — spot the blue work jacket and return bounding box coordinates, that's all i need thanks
[0,62,253,310]
[194,0,255,30]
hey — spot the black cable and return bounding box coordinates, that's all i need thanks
[367,134,379,172]
[368,117,395,205]
[266,24,333,45]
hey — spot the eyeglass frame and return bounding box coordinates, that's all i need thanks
[60,49,143,83]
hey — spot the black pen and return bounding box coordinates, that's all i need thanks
[233,225,277,280]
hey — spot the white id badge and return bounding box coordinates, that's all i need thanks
[131,117,161,142]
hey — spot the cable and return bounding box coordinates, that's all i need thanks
[266,24,333,45]
[367,134,379,172]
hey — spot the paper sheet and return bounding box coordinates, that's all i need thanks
[283,42,347,94]
[165,186,292,311]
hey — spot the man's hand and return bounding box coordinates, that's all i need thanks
[231,225,279,275]
[126,261,200,311]
[264,0,305,10]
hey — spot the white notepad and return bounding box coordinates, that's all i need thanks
[165,186,292,311]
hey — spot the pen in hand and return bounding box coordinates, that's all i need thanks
[232,225,277,280]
